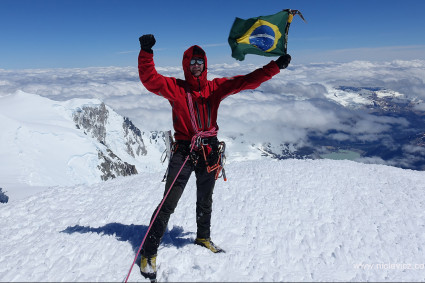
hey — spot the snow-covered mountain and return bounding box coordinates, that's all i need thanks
[0,91,166,197]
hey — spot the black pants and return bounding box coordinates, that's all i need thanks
[141,143,217,256]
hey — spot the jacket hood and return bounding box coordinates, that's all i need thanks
[183,45,207,91]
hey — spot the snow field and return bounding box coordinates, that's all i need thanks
[1,159,424,282]
[0,91,167,195]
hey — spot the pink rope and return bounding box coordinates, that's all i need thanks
[186,90,217,148]
[124,153,190,283]
[124,91,215,282]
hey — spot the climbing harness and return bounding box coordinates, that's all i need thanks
[200,140,227,181]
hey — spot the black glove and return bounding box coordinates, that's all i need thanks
[139,34,156,53]
[275,54,291,69]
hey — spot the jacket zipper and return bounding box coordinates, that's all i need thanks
[194,101,203,130]
[206,100,211,128]
[198,78,208,131]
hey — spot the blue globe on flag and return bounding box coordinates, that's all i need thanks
[249,25,275,51]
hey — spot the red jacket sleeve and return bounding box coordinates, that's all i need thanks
[138,50,180,101]
[212,60,281,101]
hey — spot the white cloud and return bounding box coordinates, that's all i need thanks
[413,102,425,111]
[1,59,424,169]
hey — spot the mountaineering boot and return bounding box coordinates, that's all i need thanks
[194,237,225,253]
[140,254,157,281]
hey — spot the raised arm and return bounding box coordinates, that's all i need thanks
[213,54,291,101]
[138,34,179,101]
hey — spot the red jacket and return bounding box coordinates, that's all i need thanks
[138,45,280,141]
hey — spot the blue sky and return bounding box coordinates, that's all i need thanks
[1,0,425,69]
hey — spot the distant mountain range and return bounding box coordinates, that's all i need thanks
[1,84,424,191]
[260,85,425,170]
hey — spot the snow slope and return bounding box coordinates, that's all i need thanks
[0,91,104,187]
[1,159,424,282]
[0,91,166,200]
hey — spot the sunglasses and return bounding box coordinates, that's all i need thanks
[190,58,204,65]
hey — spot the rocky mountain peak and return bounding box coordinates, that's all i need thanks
[73,102,108,144]
[71,102,150,181]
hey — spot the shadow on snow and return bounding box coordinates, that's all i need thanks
[61,223,195,265]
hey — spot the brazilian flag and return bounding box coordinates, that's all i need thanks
[228,10,296,61]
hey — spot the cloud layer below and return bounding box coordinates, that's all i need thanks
[1,59,424,169]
